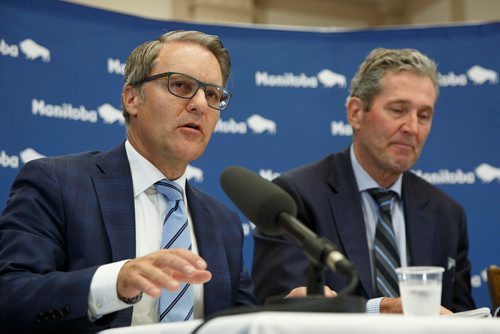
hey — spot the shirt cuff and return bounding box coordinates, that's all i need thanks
[88,259,130,321]
[366,297,383,314]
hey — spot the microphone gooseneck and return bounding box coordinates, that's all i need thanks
[220,165,297,236]
[220,166,358,286]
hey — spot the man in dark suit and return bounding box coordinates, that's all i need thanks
[252,48,475,314]
[0,30,257,332]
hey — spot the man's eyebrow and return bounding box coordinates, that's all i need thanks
[385,99,408,104]
[385,99,434,109]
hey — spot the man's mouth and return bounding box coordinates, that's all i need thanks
[185,123,198,129]
[182,122,202,133]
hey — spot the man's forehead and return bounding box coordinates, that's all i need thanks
[153,42,222,84]
[154,42,213,67]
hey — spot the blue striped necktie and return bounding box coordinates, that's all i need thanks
[155,179,194,322]
[368,188,401,298]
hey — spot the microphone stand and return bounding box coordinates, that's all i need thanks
[192,260,365,334]
[307,263,325,296]
[264,213,366,312]
[265,262,365,313]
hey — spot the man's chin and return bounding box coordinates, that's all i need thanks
[179,145,207,163]
[392,159,416,173]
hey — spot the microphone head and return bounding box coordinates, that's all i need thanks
[220,166,297,236]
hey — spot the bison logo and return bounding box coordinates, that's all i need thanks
[317,69,346,88]
[19,39,50,63]
[246,114,276,134]
[475,163,500,183]
[20,148,46,164]
[466,65,498,85]
[98,103,125,125]
[186,165,203,183]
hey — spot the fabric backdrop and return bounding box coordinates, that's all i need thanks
[1,0,499,310]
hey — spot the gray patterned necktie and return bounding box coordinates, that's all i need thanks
[368,188,401,297]
[155,179,194,322]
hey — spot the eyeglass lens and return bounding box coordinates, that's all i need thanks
[168,73,229,110]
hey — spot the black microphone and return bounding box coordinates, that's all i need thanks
[220,166,355,277]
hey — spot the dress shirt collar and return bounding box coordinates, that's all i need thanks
[349,144,402,196]
[124,140,187,197]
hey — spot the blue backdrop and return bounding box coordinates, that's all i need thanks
[1,0,499,310]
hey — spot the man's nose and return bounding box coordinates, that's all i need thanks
[401,112,419,134]
[187,88,209,112]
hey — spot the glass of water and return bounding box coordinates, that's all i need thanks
[396,266,444,316]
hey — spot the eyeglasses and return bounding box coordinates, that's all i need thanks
[136,71,231,110]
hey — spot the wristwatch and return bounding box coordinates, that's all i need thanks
[118,292,143,305]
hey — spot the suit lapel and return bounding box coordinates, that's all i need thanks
[327,149,375,297]
[187,183,223,259]
[402,174,436,266]
[92,143,136,262]
[186,184,227,316]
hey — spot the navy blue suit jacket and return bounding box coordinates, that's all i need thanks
[252,147,475,312]
[0,144,257,333]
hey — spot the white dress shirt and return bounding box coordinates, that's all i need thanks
[87,140,204,324]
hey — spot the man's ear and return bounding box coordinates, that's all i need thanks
[123,85,140,117]
[347,96,364,130]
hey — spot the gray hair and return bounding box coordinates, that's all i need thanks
[348,48,439,111]
[121,30,231,123]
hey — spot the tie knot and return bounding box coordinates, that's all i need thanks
[367,188,397,211]
[155,179,184,202]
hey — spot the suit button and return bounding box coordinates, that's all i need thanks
[48,309,56,320]
[36,312,45,323]
[61,305,70,317]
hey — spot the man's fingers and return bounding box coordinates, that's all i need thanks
[118,259,179,297]
[284,285,337,298]
[172,270,212,284]
[323,286,337,297]
[117,249,212,299]
[155,249,207,276]
[380,297,403,313]
[166,249,208,270]
[284,286,307,298]
[439,306,453,315]
[128,272,166,298]
[154,249,212,283]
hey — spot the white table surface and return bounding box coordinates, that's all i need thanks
[100,311,500,334]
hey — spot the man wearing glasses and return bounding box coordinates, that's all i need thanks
[0,30,258,332]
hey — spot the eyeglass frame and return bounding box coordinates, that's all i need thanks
[134,71,232,110]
